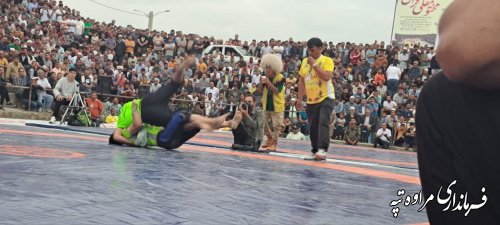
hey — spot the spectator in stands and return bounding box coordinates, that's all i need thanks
[0,68,12,109]
[104,108,118,124]
[345,106,360,125]
[104,97,122,116]
[20,78,42,111]
[175,88,193,111]
[6,57,22,82]
[343,96,357,114]
[375,123,391,149]
[404,121,416,151]
[408,61,421,81]
[394,123,406,147]
[386,108,400,131]
[386,61,401,97]
[400,104,414,120]
[286,124,307,141]
[51,69,79,123]
[360,108,378,143]
[382,96,397,112]
[333,112,346,140]
[36,69,53,112]
[393,88,407,105]
[356,98,368,116]
[192,102,204,116]
[149,78,161,93]
[85,91,103,121]
[344,119,360,145]
[204,81,219,100]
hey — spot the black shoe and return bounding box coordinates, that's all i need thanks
[373,144,377,148]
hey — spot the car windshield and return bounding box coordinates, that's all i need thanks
[234,46,250,56]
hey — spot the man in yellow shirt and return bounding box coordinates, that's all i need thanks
[5,58,22,81]
[297,38,335,161]
[198,59,208,74]
[0,52,8,73]
[105,108,119,124]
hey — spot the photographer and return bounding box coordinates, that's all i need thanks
[50,69,79,123]
[231,94,264,152]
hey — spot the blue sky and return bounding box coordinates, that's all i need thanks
[65,0,396,43]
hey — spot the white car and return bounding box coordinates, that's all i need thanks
[202,45,258,65]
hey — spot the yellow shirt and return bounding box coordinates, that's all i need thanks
[0,58,8,69]
[199,63,208,74]
[124,39,136,54]
[105,115,119,124]
[299,55,335,104]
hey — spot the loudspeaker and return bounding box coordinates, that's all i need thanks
[139,85,150,98]
[96,75,112,94]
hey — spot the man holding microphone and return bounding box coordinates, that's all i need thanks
[297,38,335,161]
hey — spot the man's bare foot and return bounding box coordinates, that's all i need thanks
[192,114,228,131]
[172,56,196,84]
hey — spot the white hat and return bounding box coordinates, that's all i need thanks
[117,66,124,70]
[291,98,297,101]
[350,107,355,110]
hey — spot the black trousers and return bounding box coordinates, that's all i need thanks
[0,86,9,105]
[140,82,200,150]
[232,123,261,151]
[53,98,70,120]
[306,98,334,153]
[374,138,390,149]
[157,127,200,150]
[360,126,370,143]
[141,82,181,127]
[404,136,415,147]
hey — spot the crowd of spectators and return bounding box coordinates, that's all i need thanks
[0,0,441,150]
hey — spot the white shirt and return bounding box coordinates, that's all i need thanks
[273,46,284,59]
[205,87,220,100]
[427,53,435,68]
[383,101,398,111]
[386,65,401,80]
[261,46,272,56]
[286,132,307,141]
[363,116,370,126]
[204,98,215,116]
[251,74,261,84]
[150,83,162,93]
[288,106,298,120]
[37,77,51,94]
[376,128,392,142]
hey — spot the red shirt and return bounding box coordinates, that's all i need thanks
[350,51,361,65]
[374,73,386,85]
[86,98,104,119]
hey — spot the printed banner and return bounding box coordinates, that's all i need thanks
[394,0,454,47]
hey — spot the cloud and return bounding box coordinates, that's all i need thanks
[64,0,395,43]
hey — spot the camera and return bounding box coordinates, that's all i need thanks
[241,103,249,110]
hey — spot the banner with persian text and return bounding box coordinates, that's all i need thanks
[393,0,453,47]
